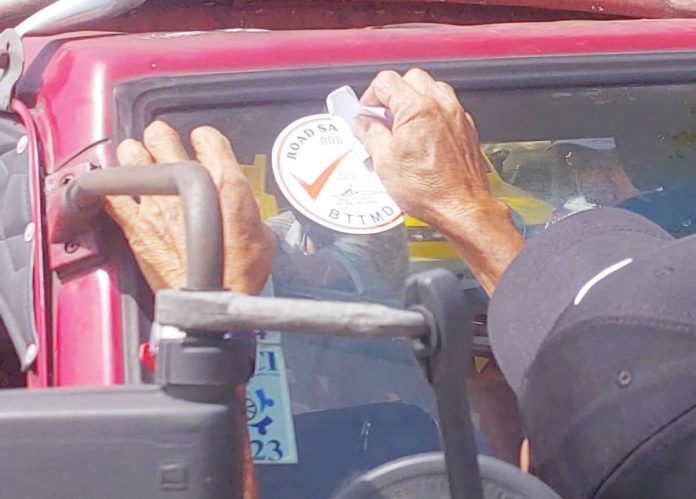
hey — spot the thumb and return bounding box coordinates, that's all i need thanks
[352,116,392,162]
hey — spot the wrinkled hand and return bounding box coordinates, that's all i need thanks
[354,69,523,295]
[105,121,275,295]
[353,68,498,228]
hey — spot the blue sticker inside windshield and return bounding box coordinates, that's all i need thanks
[247,341,298,464]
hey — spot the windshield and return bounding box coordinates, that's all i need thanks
[117,68,696,498]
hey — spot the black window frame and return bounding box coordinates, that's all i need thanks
[112,50,696,381]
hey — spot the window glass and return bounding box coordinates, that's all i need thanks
[156,80,696,497]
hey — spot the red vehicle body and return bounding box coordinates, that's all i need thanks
[5,1,696,497]
[19,15,696,390]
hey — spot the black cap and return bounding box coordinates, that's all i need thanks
[488,207,696,499]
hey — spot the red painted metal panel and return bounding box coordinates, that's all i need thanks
[22,19,696,173]
[377,0,696,18]
[53,266,124,386]
[40,145,124,388]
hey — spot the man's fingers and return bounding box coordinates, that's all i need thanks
[190,127,273,296]
[403,68,437,95]
[191,126,264,238]
[143,120,190,164]
[116,138,153,166]
[352,116,392,162]
[435,80,459,101]
[139,121,188,218]
[520,438,531,473]
[351,115,368,143]
[110,139,149,225]
[104,195,139,226]
[190,126,241,185]
[359,70,420,113]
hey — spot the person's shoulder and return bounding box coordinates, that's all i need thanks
[617,186,696,237]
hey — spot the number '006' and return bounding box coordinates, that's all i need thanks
[320,136,343,145]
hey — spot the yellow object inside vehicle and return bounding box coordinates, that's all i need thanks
[242,154,279,220]
[406,152,553,260]
[242,151,552,260]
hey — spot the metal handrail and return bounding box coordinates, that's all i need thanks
[156,290,432,338]
[62,162,224,291]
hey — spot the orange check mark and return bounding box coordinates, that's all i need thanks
[292,151,351,200]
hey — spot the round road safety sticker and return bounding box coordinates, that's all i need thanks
[272,114,404,235]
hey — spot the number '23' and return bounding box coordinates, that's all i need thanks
[251,439,283,461]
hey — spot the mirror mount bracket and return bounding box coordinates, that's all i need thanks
[155,335,253,403]
[0,29,23,112]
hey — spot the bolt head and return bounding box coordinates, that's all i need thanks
[16,135,27,154]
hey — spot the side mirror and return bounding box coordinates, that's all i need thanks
[0,384,243,499]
